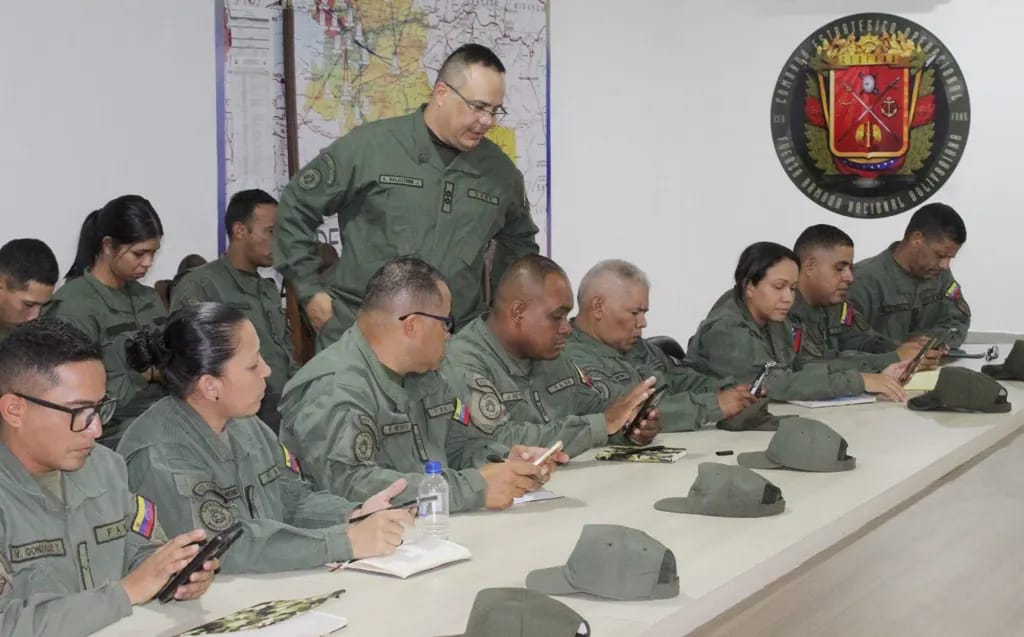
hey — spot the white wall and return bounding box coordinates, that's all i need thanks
[0,0,218,282]
[2,1,1018,338]
[550,0,1021,338]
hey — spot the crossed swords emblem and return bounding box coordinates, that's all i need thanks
[837,75,901,144]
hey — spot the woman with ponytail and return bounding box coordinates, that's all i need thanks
[116,302,412,573]
[44,195,168,447]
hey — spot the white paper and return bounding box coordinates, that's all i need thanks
[788,394,877,408]
[513,489,563,505]
[328,536,470,579]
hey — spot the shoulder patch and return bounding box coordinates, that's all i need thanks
[130,495,157,539]
[353,431,375,462]
[944,281,962,300]
[452,398,471,426]
[571,363,593,388]
[839,302,854,327]
[199,500,235,532]
[297,166,322,190]
[792,326,803,353]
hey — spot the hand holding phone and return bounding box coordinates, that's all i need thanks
[750,361,777,397]
[532,440,564,467]
[156,523,243,603]
[625,384,668,435]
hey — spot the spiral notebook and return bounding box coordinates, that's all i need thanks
[327,536,471,579]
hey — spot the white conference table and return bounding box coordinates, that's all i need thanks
[97,345,1024,637]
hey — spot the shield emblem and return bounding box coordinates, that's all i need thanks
[828,65,910,159]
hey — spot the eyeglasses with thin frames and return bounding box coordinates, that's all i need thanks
[443,82,508,122]
[14,393,118,433]
[398,312,456,334]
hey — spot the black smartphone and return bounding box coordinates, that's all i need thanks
[899,336,939,382]
[625,384,669,434]
[157,523,244,603]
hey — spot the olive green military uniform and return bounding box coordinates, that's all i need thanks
[0,326,9,344]
[272,109,539,347]
[117,396,357,574]
[170,257,296,430]
[44,273,167,445]
[440,317,619,458]
[564,323,730,431]
[0,442,161,637]
[847,244,970,348]
[789,291,899,373]
[278,324,508,513]
[686,295,865,401]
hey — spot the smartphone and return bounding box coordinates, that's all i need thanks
[625,384,669,434]
[156,523,244,603]
[899,336,939,383]
[533,440,564,467]
[750,361,777,397]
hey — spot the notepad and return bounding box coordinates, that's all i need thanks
[787,394,877,408]
[513,489,563,505]
[328,536,471,579]
[904,369,940,391]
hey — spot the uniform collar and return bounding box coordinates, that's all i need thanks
[884,242,919,282]
[568,319,623,359]
[410,106,484,177]
[214,256,265,295]
[464,316,533,378]
[82,271,147,313]
[167,395,249,462]
[0,440,107,509]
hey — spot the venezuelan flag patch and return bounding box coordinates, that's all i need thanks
[572,363,593,388]
[281,444,301,474]
[840,302,854,327]
[452,398,471,426]
[792,326,803,352]
[131,495,156,539]
[945,281,962,300]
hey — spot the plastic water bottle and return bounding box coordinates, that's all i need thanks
[417,460,450,539]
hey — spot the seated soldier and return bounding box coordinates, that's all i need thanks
[117,302,412,573]
[441,254,660,454]
[44,195,168,448]
[567,259,758,431]
[0,239,59,342]
[686,242,908,403]
[0,319,216,637]
[790,224,942,372]
[171,189,295,431]
[847,202,970,348]
[279,256,557,513]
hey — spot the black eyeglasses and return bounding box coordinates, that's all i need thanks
[398,312,455,334]
[443,83,508,122]
[14,393,118,433]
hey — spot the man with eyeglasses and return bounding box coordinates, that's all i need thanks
[0,318,217,636]
[280,257,560,513]
[273,43,539,349]
[441,255,662,455]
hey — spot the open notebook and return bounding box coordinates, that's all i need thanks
[327,536,471,579]
[788,394,876,408]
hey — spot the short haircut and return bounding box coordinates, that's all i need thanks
[0,318,102,395]
[437,43,506,87]
[577,259,650,307]
[793,225,854,262]
[126,302,246,398]
[904,202,967,244]
[494,254,568,307]
[361,256,447,314]
[176,254,208,275]
[0,239,59,288]
[224,189,278,237]
[733,242,800,299]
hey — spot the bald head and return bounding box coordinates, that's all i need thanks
[489,254,573,361]
[575,260,650,354]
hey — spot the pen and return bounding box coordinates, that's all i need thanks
[347,495,434,525]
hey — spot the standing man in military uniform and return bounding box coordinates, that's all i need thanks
[441,255,660,454]
[0,319,216,636]
[172,189,295,431]
[790,224,942,371]
[567,259,757,431]
[847,203,971,348]
[273,44,539,348]
[279,257,558,514]
[0,239,59,343]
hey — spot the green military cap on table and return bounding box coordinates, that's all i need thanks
[981,340,1024,382]
[440,587,589,637]
[716,398,785,432]
[654,462,785,517]
[909,366,1012,413]
[738,417,856,472]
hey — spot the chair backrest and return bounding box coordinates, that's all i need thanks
[647,335,686,362]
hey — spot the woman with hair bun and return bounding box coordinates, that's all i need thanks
[117,302,412,573]
[44,195,168,447]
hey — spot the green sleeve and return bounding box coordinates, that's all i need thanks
[273,142,357,303]
[124,447,352,573]
[489,173,539,294]
[829,350,899,373]
[0,580,133,637]
[932,286,971,348]
[168,272,220,310]
[281,395,487,514]
[276,448,359,530]
[845,279,880,332]
[837,302,900,353]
